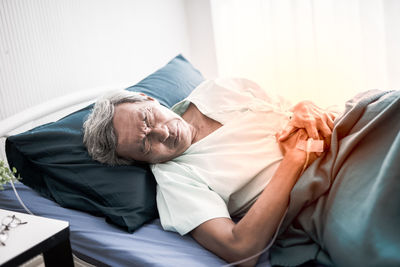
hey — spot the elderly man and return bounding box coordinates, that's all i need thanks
[83,78,337,266]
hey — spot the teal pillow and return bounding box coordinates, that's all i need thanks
[6,55,204,232]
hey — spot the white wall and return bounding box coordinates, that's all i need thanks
[0,0,219,161]
[0,0,208,120]
[184,0,218,80]
[210,0,400,108]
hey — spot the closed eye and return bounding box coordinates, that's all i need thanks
[144,107,153,127]
[143,113,149,128]
[140,111,150,154]
[141,108,153,154]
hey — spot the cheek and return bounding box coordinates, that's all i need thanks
[150,149,176,164]
[151,143,175,158]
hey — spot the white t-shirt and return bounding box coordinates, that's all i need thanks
[151,78,292,235]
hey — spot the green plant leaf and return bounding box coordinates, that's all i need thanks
[0,160,20,190]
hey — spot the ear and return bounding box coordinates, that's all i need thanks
[139,93,155,101]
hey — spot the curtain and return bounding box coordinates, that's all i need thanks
[210,0,400,107]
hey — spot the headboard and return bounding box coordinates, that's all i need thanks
[0,84,129,162]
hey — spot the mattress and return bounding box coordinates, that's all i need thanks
[0,182,271,266]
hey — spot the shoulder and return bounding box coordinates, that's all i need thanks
[188,77,268,104]
[194,78,263,93]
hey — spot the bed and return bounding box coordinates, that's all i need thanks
[0,182,266,266]
[1,54,399,267]
[0,55,271,266]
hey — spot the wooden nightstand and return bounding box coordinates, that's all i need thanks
[0,209,74,267]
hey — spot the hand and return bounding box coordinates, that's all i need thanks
[278,101,336,153]
[276,129,321,169]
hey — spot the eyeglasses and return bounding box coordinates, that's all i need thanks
[0,215,27,246]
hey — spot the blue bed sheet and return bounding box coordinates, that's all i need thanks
[0,182,270,266]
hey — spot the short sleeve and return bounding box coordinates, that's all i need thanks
[151,161,231,235]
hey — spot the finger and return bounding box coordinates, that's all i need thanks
[304,120,319,140]
[324,134,331,150]
[318,121,332,140]
[329,111,337,121]
[307,121,323,156]
[297,129,308,140]
[313,129,330,156]
[315,121,331,156]
[326,113,334,130]
[278,125,296,141]
[275,132,281,142]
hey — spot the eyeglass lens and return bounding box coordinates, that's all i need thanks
[0,215,27,246]
[0,231,7,246]
[2,215,26,228]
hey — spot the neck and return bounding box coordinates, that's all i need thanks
[181,103,222,144]
[181,104,201,143]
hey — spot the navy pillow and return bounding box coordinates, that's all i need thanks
[6,54,204,232]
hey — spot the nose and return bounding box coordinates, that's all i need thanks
[150,125,169,142]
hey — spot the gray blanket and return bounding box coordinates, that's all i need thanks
[270,90,400,267]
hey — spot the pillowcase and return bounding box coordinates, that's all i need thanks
[6,54,204,233]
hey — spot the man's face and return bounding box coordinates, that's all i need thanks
[113,100,194,164]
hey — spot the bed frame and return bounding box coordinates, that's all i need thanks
[0,85,128,138]
[0,84,133,167]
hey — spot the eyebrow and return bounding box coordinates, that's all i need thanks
[138,107,147,120]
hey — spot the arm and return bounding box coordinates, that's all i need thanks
[191,130,314,266]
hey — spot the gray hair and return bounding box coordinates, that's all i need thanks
[83,90,151,165]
